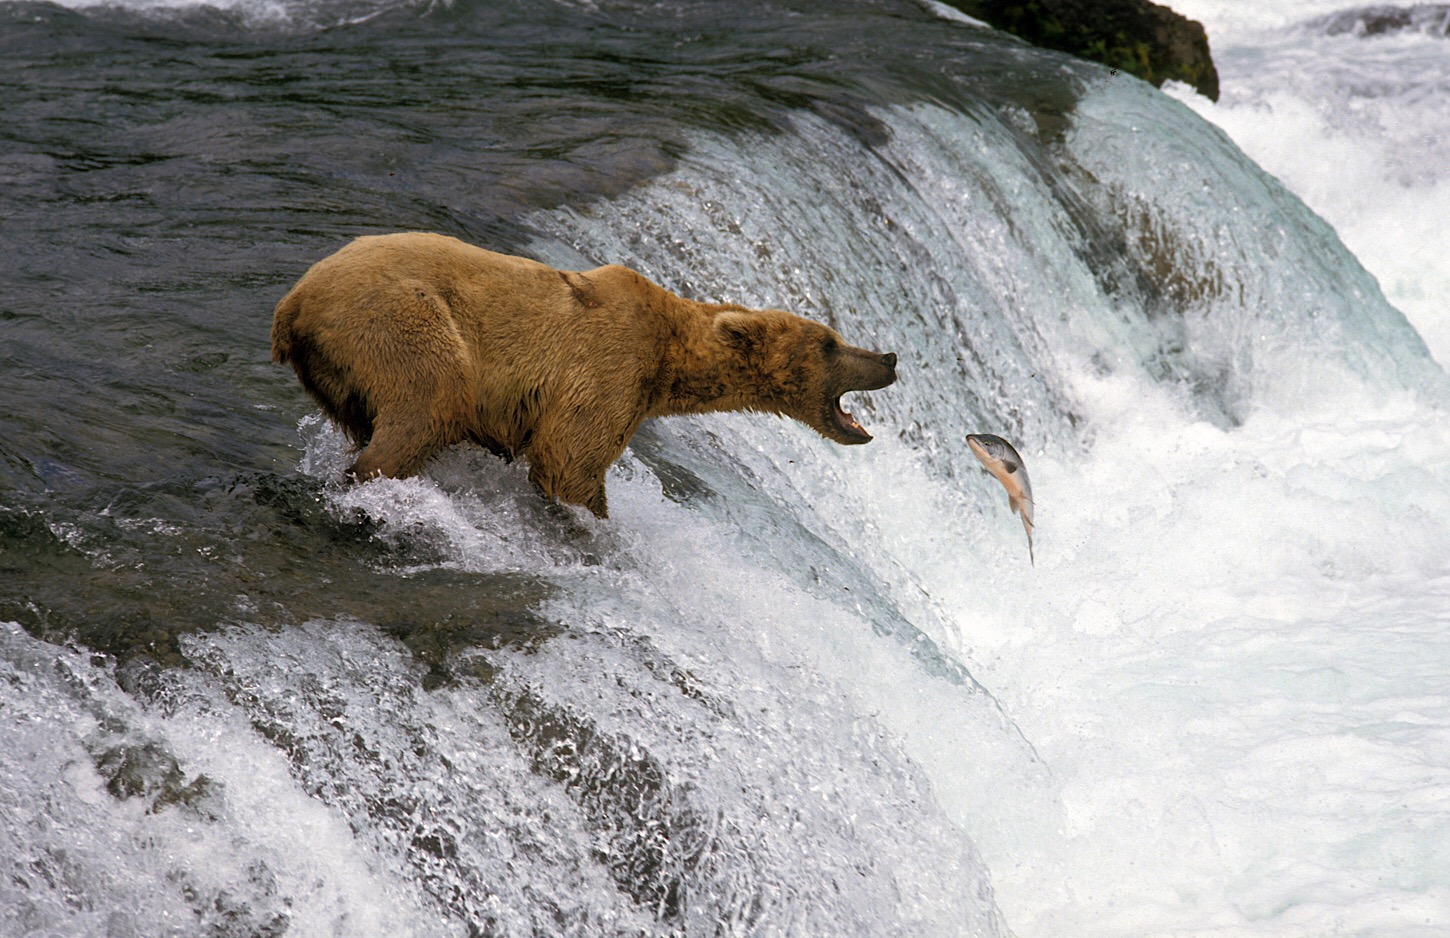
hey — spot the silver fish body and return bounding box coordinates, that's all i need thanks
[966,433,1035,564]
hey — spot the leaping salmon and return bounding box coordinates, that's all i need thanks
[966,433,1035,565]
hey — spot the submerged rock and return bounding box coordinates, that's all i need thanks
[92,739,221,815]
[937,0,1220,99]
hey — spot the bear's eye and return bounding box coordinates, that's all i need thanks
[821,336,839,356]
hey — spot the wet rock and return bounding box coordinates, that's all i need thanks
[938,0,1221,100]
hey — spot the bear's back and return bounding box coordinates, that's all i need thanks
[275,233,576,357]
[322,232,561,313]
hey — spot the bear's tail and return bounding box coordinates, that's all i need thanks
[271,289,301,364]
[268,290,376,447]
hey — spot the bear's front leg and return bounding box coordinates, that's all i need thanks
[522,405,640,519]
[527,457,610,518]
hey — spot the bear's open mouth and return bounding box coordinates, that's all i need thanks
[832,395,872,443]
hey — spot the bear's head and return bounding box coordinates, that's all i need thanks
[715,310,897,445]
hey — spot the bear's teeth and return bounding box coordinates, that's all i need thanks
[834,398,868,436]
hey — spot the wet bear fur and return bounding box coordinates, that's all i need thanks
[271,232,898,517]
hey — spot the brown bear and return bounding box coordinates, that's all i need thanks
[271,232,897,517]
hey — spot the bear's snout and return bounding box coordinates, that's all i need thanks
[847,347,897,392]
[877,351,899,387]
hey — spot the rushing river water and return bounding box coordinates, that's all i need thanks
[3,0,1449,935]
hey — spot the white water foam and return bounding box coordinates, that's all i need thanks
[952,377,1450,936]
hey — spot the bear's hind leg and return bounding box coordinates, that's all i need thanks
[349,409,455,481]
[342,295,475,481]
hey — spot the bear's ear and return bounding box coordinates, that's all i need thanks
[714,311,763,350]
